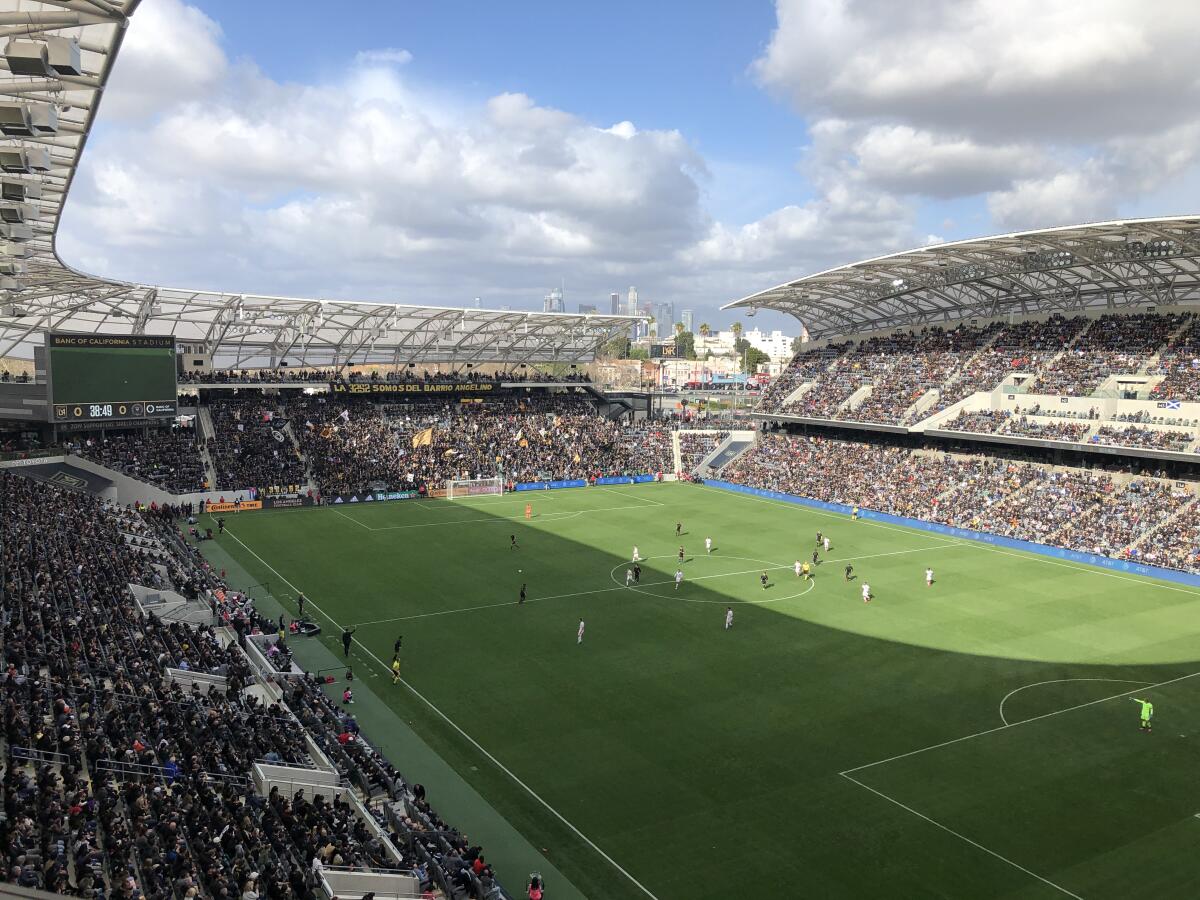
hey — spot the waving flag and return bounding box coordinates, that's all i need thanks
[412,427,433,448]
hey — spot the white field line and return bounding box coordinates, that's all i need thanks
[342,502,650,531]
[693,483,962,547]
[333,509,373,531]
[593,485,666,506]
[997,678,1153,726]
[839,773,1084,900]
[837,671,1200,899]
[222,528,662,900]
[841,669,1200,777]
[349,542,965,627]
[696,483,1200,598]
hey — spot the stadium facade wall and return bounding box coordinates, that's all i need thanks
[704,479,1200,589]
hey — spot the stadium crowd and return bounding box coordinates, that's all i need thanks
[291,395,672,496]
[205,398,307,494]
[0,471,518,899]
[762,311,1200,424]
[677,430,730,472]
[722,432,1200,571]
[67,425,207,493]
[182,368,590,385]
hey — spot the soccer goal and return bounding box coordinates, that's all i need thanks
[445,476,504,499]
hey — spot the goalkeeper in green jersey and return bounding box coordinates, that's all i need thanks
[1132,697,1153,733]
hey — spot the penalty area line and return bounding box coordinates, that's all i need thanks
[220,528,662,900]
[839,772,1083,900]
[841,668,1200,777]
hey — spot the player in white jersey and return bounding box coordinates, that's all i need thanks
[632,546,641,562]
[674,569,683,590]
[862,582,871,603]
[794,560,803,578]
[724,606,733,629]
[823,536,831,553]
[705,536,713,554]
[625,568,634,586]
[925,567,934,587]
[577,619,585,644]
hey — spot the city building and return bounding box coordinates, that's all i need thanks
[681,309,694,333]
[610,292,621,315]
[743,328,795,363]
[653,302,675,337]
[626,286,638,316]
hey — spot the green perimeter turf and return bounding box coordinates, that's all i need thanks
[204,482,1200,899]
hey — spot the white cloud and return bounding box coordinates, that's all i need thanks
[849,125,1044,198]
[354,48,413,67]
[753,0,1200,244]
[987,166,1117,231]
[101,0,226,119]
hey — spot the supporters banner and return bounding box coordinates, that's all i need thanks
[704,479,1200,590]
[329,382,497,395]
[205,500,263,513]
[412,427,434,448]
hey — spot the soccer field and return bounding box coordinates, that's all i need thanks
[207,481,1200,900]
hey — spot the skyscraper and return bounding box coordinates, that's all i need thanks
[682,309,694,333]
[610,292,620,315]
[543,286,564,313]
[626,286,638,316]
[654,302,675,336]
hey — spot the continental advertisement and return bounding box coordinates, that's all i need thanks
[329,381,497,395]
[204,500,263,513]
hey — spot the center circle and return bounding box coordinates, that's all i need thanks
[608,554,817,604]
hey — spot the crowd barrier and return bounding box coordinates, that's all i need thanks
[514,478,587,491]
[704,479,1200,589]
[594,474,658,485]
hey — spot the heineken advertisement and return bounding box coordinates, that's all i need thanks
[329,490,421,504]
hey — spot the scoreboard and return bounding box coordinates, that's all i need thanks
[47,333,178,423]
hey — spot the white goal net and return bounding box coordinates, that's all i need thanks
[445,476,504,499]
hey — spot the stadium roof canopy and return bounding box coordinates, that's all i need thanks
[0,0,639,367]
[724,217,1200,340]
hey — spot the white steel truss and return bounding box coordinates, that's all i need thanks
[724,218,1200,340]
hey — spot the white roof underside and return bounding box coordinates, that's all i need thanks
[0,1,639,367]
[725,217,1200,340]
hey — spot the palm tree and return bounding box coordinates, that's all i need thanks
[698,323,711,338]
[731,321,743,340]
[674,322,685,336]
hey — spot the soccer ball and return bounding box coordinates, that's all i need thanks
[518,569,523,573]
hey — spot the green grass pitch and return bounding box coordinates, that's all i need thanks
[207,482,1200,899]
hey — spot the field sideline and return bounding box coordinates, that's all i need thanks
[207,481,1200,899]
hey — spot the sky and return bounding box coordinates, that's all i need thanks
[56,0,1200,337]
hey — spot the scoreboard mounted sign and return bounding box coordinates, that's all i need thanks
[47,333,178,423]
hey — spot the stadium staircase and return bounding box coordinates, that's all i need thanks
[582,382,634,419]
[1125,491,1200,556]
[902,387,941,424]
[838,382,874,415]
[700,432,757,474]
[1138,313,1196,374]
[196,406,219,488]
[916,325,1008,422]
[1029,316,1096,384]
